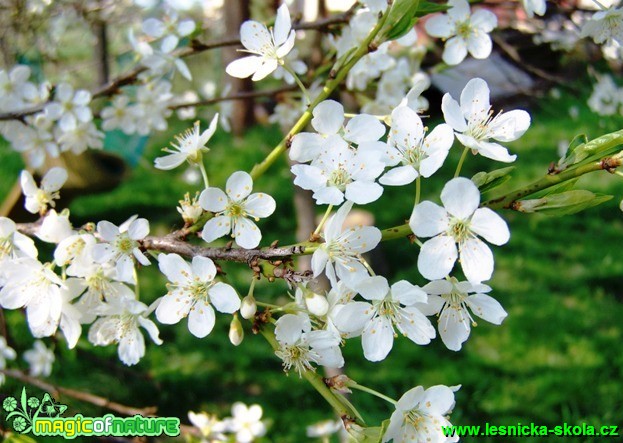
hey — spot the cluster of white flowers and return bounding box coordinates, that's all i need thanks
[188,402,267,443]
[0,66,103,168]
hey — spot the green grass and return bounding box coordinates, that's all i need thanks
[1,86,623,442]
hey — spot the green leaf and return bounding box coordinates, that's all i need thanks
[567,133,588,155]
[528,179,578,199]
[558,130,623,170]
[4,433,38,443]
[383,0,420,41]
[472,166,515,193]
[516,190,613,216]
[415,0,450,16]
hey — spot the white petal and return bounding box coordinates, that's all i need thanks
[472,140,517,163]
[470,208,510,245]
[422,279,454,295]
[158,253,192,284]
[192,256,216,281]
[460,78,490,119]
[362,316,394,361]
[344,181,383,205]
[154,153,187,170]
[332,301,374,334]
[290,133,324,162]
[132,248,150,266]
[156,292,193,324]
[420,385,456,415]
[273,4,292,46]
[466,293,507,324]
[471,9,497,32]
[188,300,216,338]
[417,235,458,280]
[201,216,232,243]
[292,164,326,191]
[311,248,329,277]
[424,15,454,38]
[20,170,38,196]
[313,186,345,206]
[440,177,480,219]
[226,171,253,202]
[396,307,435,344]
[443,36,468,66]
[42,167,68,191]
[344,114,385,143]
[240,20,272,53]
[489,110,531,142]
[379,166,418,186]
[466,32,492,59]
[460,237,494,283]
[391,280,427,305]
[251,58,279,81]
[128,219,149,240]
[356,276,390,301]
[441,93,467,132]
[138,316,162,345]
[142,18,165,38]
[97,221,119,241]
[275,31,296,58]
[226,56,264,79]
[199,188,228,212]
[312,100,344,135]
[209,282,240,313]
[438,304,470,351]
[244,193,276,219]
[275,313,307,345]
[233,217,261,249]
[409,201,449,238]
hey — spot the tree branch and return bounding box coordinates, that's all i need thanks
[168,85,297,111]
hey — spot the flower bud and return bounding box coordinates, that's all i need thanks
[229,315,244,346]
[240,295,257,319]
[305,292,329,317]
[177,192,203,225]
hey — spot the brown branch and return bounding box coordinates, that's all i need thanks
[1,368,157,417]
[0,8,357,122]
[169,85,297,111]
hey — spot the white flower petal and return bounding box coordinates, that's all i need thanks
[188,300,216,338]
[489,110,531,142]
[156,292,193,324]
[240,21,272,53]
[344,181,383,205]
[332,301,374,334]
[226,171,254,202]
[251,58,279,81]
[192,256,217,281]
[273,4,292,46]
[362,316,394,362]
[466,32,492,59]
[154,152,188,170]
[470,208,510,245]
[460,237,494,283]
[42,167,68,191]
[233,217,261,249]
[391,280,427,306]
[440,177,480,219]
[417,235,458,280]
[209,282,240,313]
[201,215,232,243]
[311,100,344,135]
[442,36,468,65]
[200,187,229,212]
[410,201,450,238]
[441,93,467,132]
[396,307,435,344]
[466,293,507,324]
[290,133,325,162]
[128,219,149,240]
[424,15,454,38]
[344,114,385,143]
[380,166,418,186]
[356,276,390,301]
[226,56,264,79]
[438,303,471,351]
[244,193,276,219]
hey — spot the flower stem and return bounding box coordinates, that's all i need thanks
[454,147,470,178]
[347,381,397,405]
[258,327,362,422]
[415,176,421,205]
[198,161,210,189]
[282,63,310,105]
[249,6,391,181]
[313,205,334,237]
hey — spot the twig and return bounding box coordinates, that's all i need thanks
[1,368,157,417]
[169,85,297,111]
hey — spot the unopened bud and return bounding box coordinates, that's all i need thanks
[229,314,244,346]
[240,295,257,319]
[177,192,203,225]
[305,292,329,317]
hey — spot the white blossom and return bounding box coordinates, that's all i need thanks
[141,35,192,80]
[224,402,267,443]
[581,5,623,45]
[101,95,142,134]
[409,177,510,283]
[274,313,344,375]
[20,167,67,214]
[441,78,531,163]
[92,215,151,283]
[142,12,195,48]
[0,217,38,261]
[156,253,240,338]
[334,276,435,362]
[155,115,218,170]
[226,4,295,81]
[199,171,276,249]
[383,385,458,443]
[44,83,93,129]
[36,209,74,244]
[424,0,497,65]
[588,74,622,116]
[375,106,454,186]
[522,0,546,18]
[88,294,162,366]
[311,201,381,287]
[23,340,55,377]
[418,278,507,351]
[188,411,227,442]
[55,119,104,155]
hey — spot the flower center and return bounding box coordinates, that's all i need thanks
[275,344,314,375]
[226,202,245,218]
[327,168,352,191]
[448,218,471,243]
[456,20,472,39]
[466,109,495,141]
[115,234,136,255]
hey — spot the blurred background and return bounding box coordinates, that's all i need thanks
[1,0,623,442]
